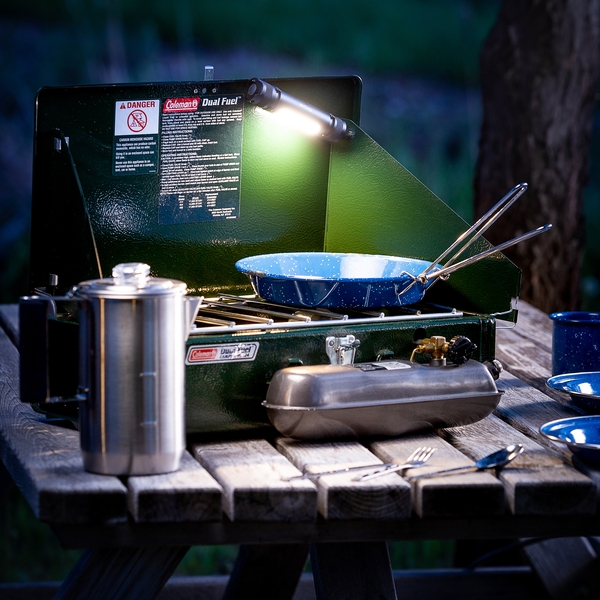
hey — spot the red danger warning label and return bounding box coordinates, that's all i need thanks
[186,342,259,365]
[114,99,160,136]
[127,109,147,132]
[113,98,160,175]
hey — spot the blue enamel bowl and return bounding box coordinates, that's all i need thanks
[540,416,600,463]
[235,252,437,309]
[546,372,600,413]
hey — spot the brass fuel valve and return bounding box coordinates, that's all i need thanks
[410,335,477,367]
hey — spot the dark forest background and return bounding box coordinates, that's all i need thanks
[2,0,600,308]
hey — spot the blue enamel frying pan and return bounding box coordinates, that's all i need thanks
[235,183,551,309]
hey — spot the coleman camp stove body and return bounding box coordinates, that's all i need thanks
[23,76,520,435]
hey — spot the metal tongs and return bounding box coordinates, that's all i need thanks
[400,182,552,299]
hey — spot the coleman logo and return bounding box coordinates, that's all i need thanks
[186,342,259,365]
[163,97,200,113]
[189,348,218,361]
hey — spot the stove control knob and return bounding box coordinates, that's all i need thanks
[447,336,477,365]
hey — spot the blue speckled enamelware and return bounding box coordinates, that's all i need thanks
[540,416,600,463]
[235,252,439,309]
[549,311,600,376]
[546,372,600,413]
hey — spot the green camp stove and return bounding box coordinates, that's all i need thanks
[23,74,521,434]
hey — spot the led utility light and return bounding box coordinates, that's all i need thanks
[246,78,350,142]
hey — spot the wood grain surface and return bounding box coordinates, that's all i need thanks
[0,324,127,524]
[496,300,563,401]
[192,439,317,521]
[127,451,223,523]
[3,300,600,535]
[494,371,579,460]
[276,438,412,520]
[369,433,505,518]
[442,414,595,515]
[0,303,18,345]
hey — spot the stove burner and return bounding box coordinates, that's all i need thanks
[190,294,462,335]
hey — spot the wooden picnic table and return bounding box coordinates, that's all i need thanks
[2,300,600,599]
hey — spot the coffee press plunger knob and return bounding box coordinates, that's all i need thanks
[112,262,151,287]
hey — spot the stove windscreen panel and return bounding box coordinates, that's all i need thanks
[325,124,522,321]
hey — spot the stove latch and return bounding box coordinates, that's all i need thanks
[326,335,360,365]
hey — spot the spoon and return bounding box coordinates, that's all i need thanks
[283,446,436,482]
[409,443,524,480]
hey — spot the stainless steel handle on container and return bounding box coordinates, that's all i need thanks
[420,223,552,283]
[418,182,529,281]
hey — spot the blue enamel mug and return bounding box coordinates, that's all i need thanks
[550,311,600,375]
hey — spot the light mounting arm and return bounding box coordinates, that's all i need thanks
[246,78,350,142]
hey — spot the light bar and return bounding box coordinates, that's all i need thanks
[246,78,350,142]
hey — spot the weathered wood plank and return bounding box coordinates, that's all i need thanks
[523,537,600,600]
[441,414,596,515]
[512,300,553,348]
[222,543,309,600]
[311,542,397,600]
[0,325,127,524]
[127,451,223,523]
[496,328,553,391]
[494,371,584,460]
[276,438,412,520]
[495,333,600,596]
[496,300,570,406]
[369,434,505,518]
[494,370,600,504]
[498,303,600,596]
[53,546,189,600]
[192,439,317,521]
[49,511,600,550]
[0,303,18,346]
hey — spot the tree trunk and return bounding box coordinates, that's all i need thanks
[474,0,600,313]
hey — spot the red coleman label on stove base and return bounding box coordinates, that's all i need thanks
[186,342,259,365]
[162,97,200,113]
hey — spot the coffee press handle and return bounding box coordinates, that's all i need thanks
[19,296,51,403]
[18,295,82,404]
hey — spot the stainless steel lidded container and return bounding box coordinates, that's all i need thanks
[76,262,200,475]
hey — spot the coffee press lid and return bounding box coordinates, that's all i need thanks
[75,262,187,299]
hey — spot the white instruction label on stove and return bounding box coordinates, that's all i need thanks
[186,342,259,365]
[356,361,412,371]
[158,94,243,224]
[376,361,411,370]
[113,99,160,175]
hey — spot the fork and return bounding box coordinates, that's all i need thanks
[283,462,398,481]
[353,446,436,482]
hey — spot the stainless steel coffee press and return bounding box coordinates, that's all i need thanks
[74,263,199,475]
